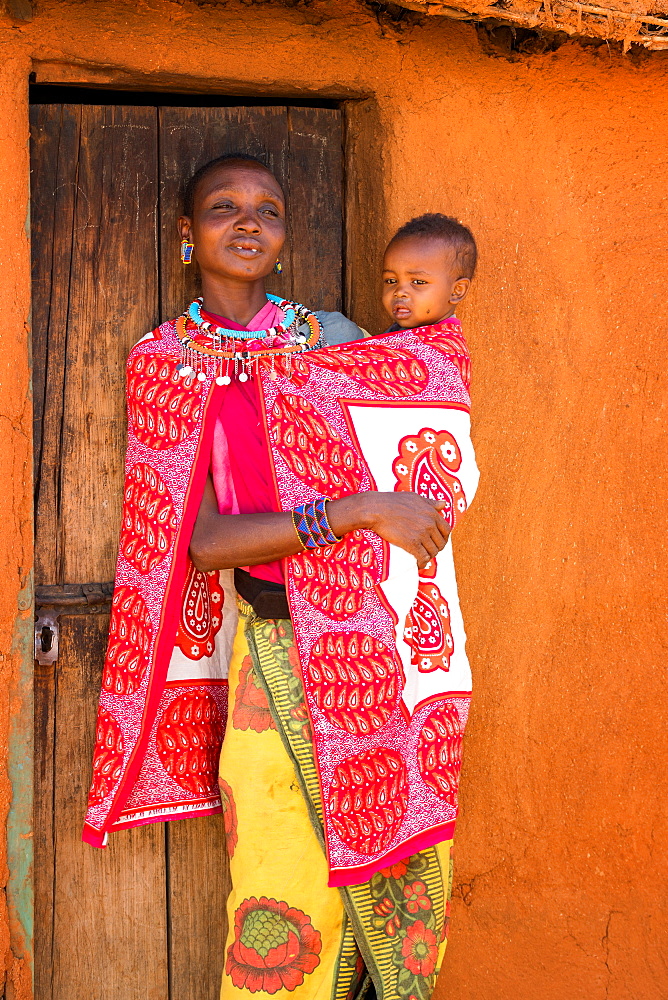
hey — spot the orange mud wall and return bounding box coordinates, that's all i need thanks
[1,2,667,998]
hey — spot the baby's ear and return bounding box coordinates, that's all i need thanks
[449,277,471,305]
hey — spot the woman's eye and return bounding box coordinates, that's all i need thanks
[213,202,234,210]
[261,207,279,217]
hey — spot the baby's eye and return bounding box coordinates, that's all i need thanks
[412,279,427,286]
[384,278,397,285]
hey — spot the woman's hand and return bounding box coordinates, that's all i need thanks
[327,492,450,570]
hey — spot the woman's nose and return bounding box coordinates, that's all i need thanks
[233,212,261,233]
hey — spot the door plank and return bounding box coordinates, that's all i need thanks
[166,817,230,1000]
[49,613,169,1000]
[30,104,81,586]
[286,106,343,313]
[31,103,165,1000]
[158,105,289,321]
[58,104,159,584]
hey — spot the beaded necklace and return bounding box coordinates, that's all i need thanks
[187,294,298,341]
[175,295,323,384]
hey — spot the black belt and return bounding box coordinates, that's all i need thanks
[234,568,290,620]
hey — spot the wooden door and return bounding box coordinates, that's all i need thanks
[30,99,343,1000]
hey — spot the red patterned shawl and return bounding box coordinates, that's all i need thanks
[83,317,478,887]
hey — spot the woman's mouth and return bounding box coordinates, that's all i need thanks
[228,242,263,258]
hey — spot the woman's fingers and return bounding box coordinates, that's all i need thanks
[434,514,451,542]
[428,527,447,552]
[413,504,449,564]
[417,544,436,569]
[428,500,452,542]
[417,538,438,559]
[422,500,451,545]
[362,490,454,567]
[417,531,440,560]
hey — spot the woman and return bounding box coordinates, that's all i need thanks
[84,154,478,1000]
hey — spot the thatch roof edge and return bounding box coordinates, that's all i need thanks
[393,0,668,49]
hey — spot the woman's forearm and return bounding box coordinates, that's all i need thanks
[191,509,309,571]
[190,476,450,572]
[189,479,375,572]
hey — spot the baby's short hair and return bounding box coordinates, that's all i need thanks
[390,213,478,279]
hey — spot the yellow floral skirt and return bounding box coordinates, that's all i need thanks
[218,602,453,1000]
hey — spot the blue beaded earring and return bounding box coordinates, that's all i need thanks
[273,260,283,274]
[180,239,194,264]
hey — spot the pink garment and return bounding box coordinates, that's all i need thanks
[209,301,285,584]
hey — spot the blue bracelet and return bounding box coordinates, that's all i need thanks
[292,497,342,549]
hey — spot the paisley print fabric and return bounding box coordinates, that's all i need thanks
[265,323,478,884]
[83,315,477,895]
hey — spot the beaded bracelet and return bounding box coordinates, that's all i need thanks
[292,497,342,550]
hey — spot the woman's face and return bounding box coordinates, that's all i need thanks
[179,162,286,283]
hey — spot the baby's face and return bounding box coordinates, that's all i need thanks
[382,237,467,329]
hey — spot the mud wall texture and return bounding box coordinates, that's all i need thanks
[0,1,666,998]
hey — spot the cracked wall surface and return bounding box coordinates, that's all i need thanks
[0,39,34,1000]
[1,1,667,998]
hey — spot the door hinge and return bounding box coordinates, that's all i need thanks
[35,613,59,666]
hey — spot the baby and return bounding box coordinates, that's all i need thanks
[316,212,476,343]
[381,212,477,332]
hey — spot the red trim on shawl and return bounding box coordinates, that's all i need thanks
[327,820,456,888]
[82,822,107,849]
[163,677,229,688]
[82,366,226,847]
[110,804,223,833]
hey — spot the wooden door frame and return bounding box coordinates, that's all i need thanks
[4,64,385,999]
